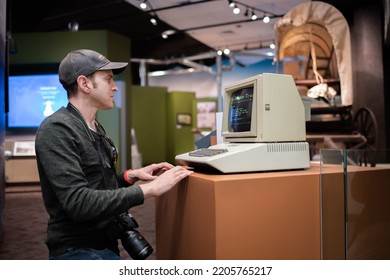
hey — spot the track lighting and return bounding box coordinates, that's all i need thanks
[217,48,230,56]
[161,29,176,39]
[227,1,273,24]
[68,21,79,32]
[215,40,278,55]
[251,10,257,20]
[150,17,157,25]
[140,0,147,9]
[232,4,240,14]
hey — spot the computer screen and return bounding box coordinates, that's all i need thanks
[7,73,68,130]
[228,86,253,133]
[222,73,307,143]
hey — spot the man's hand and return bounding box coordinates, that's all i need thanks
[139,166,193,198]
[126,162,174,182]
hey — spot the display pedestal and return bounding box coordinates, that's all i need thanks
[155,162,390,259]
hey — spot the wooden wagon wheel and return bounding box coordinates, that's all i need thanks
[352,107,378,166]
[353,107,378,150]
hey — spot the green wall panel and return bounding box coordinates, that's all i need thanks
[12,31,109,64]
[130,85,168,166]
[166,91,196,164]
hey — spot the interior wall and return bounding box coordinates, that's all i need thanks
[130,85,168,166]
[351,3,386,149]
[385,41,390,150]
[166,91,196,164]
[0,0,6,242]
[382,0,390,150]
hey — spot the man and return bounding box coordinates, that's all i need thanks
[35,49,193,260]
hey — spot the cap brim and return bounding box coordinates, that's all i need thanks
[99,62,128,74]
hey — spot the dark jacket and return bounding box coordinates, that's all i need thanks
[35,106,144,256]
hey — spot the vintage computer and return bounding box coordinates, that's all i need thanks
[175,73,311,173]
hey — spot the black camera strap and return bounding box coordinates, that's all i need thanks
[66,103,118,189]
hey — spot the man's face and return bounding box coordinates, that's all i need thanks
[89,70,118,110]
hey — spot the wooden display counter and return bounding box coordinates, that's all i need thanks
[155,163,390,260]
[5,137,39,184]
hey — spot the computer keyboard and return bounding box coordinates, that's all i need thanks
[188,148,228,157]
[176,142,310,173]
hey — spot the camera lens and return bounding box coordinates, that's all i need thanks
[121,230,153,260]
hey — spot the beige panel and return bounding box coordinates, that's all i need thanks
[5,158,39,183]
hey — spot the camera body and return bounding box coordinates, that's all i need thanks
[106,213,153,260]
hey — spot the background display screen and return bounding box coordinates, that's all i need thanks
[7,74,68,129]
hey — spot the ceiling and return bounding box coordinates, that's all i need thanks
[7,0,370,67]
[124,0,310,56]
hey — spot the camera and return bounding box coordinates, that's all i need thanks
[106,213,153,260]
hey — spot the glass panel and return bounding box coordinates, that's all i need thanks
[320,149,390,260]
[344,149,390,259]
[320,149,346,260]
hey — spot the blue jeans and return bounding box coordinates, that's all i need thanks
[49,248,123,260]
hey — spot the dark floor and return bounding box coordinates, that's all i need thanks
[0,185,157,260]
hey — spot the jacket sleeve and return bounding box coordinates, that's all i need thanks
[117,171,130,188]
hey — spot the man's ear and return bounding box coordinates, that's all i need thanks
[77,75,92,92]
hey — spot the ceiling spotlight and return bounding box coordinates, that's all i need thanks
[263,15,270,23]
[251,10,257,20]
[140,0,147,9]
[223,48,230,55]
[68,21,79,32]
[228,0,235,8]
[269,43,276,49]
[217,49,223,56]
[150,17,157,26]
[161,29,176,39]
[233,4,240,14]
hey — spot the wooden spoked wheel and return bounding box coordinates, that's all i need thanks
[353,107,378,150]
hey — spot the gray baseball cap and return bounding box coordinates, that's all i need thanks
[59,49,128,89]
